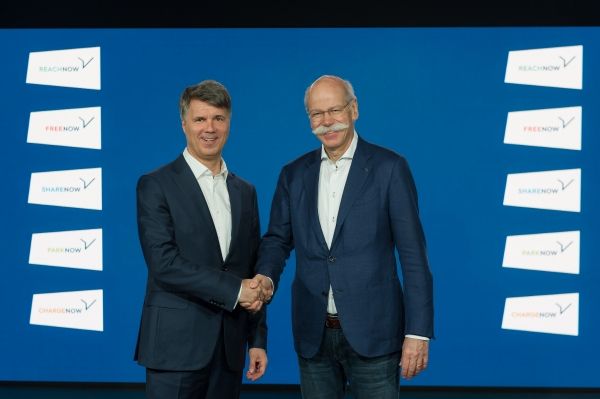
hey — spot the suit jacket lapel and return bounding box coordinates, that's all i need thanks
[331,139,372,249]
[172,155,222,260]
[225,173,241,263]
[303,150,328,249]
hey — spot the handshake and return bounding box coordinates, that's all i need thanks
[239,274,274,312]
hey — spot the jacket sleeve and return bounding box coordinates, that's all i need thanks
[388,157,434,338]
[248,185,268,349]
[255,167,295,291]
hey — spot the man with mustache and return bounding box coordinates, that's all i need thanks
[135,80,268,399]
[253,75,433,398]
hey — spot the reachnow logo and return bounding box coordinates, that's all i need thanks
[26,46,101,90]
[29,228,103,271]
[30,289,103,331]
[504,45,583,90]
[28,167,102,210]
[27,106,102,150]
[504,106,582,151]
[502,230,580,274]
[503,168,581,212]
[502,293,578,336]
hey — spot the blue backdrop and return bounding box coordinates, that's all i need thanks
[0,28,598,387]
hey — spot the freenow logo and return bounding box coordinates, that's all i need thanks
[503,168,581,212]
[26,47,101,90]
[30,289,103,331]
[504,45,582,89]
[503,230,580,274]
[504,106,581,150]
[502,293,578,336]
[28,167,102,210]
[29,228,103,271]
[27,107,101,149]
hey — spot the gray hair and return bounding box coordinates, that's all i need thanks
[304,75,356,113]
[179,80,232,120]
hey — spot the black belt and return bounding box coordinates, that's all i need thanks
[325,314,341,329]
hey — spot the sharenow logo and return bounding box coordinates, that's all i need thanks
[503,231,580,274]
[27,107,101,149]
[28,167,102,210]
[504,106,581,150]
[26,47,101,90]
[502,293,578,336]
[29,228,103,271]
[503,168,580,212]
[504,45,582,89]
[30,289,103,331]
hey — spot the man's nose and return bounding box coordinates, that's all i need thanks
[322,111,335,125]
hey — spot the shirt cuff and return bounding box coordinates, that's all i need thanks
[405,334,429,341]
[234,282,243,308]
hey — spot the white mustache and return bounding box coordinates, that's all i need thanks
[312,122,349,136]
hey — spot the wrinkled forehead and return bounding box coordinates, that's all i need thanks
[307,79,348,107]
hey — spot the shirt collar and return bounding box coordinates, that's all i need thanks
[183,148,228,179]
[321,130,358,161]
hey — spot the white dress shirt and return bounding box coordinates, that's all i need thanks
[183,148,231,261]
[318,131,358,315]
[317,134,428,342]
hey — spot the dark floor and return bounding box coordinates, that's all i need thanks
[0,384,599,399]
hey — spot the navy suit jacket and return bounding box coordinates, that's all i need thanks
[134,155,266,371]
[256,137,433,358]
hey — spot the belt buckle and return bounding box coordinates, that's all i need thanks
[325,314,340,329]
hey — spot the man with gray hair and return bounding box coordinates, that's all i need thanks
[252,75,434,398]
[135,80,268,399]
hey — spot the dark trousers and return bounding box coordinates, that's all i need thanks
[145,334,243,399]
[298,327,400,399]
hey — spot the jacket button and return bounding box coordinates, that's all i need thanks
[328,256,336,263]
[221,266,228,271]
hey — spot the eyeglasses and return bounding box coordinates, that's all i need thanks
[308,100,353,123]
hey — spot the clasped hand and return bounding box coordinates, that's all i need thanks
[239,274,273,312]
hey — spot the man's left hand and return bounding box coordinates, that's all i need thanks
[400,337,429,380]
[246,348,268,381]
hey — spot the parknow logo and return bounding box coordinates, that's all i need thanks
[26,47,101,90]
[28,167,102,210]
[503,231,579,274]
[27,107,101,150]
[504,45,583,89]
[29,228,103,271]
[30,289,103,331]
[504,106,582,150]
[502,293,578,336]
[503,168,580,212]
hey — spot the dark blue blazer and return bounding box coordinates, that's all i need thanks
[134,155,266,371]
[257,137,433,358]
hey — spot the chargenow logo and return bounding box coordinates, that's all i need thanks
[28,168,102,210]
[505,45,583,89]
[30,289,103,331]
[504,106,581,150]
[29,228,103,271]
[28,107,102,149]
[26,47,101,90]
[503,169,581,212]
[502,293,579,336]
